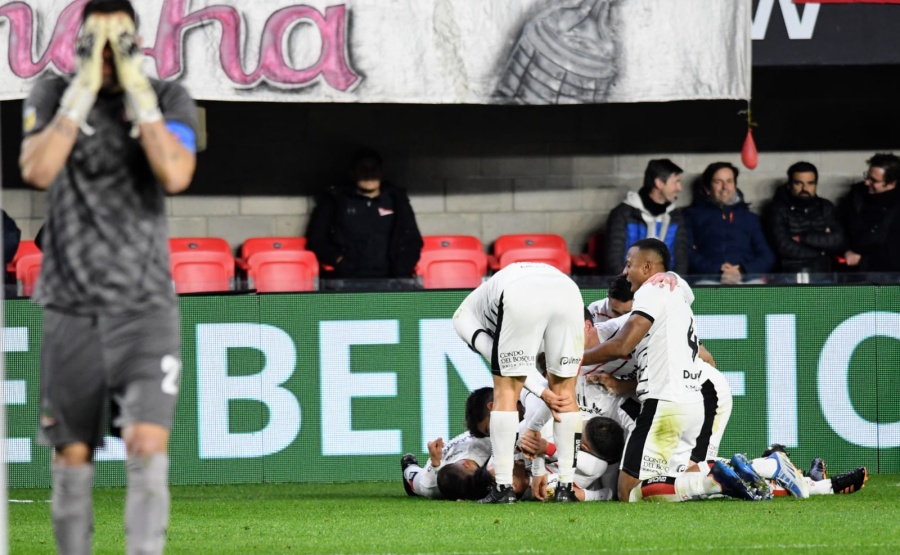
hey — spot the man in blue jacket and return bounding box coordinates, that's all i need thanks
[685,162,775,283]
[604,159,689,276]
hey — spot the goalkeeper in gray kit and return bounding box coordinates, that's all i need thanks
[19,1,197,554]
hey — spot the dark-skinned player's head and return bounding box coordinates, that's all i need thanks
[623,238,670,292]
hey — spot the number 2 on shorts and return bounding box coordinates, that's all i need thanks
[161,354,181,395]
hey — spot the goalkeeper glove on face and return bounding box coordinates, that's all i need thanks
[58,14,107,134]
[108,13,162,129]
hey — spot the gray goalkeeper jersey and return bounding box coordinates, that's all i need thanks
[23,75,197,315]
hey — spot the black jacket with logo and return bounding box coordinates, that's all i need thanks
[306,183,423,278]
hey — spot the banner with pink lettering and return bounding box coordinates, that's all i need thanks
[0,0,751,104]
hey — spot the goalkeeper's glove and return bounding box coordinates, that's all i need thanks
[108,13,162,131]
[58,15,107,134]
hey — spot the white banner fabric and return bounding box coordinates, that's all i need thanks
[0,0,751,104]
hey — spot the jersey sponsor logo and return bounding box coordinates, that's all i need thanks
[378,208,394,216]
[560,356,581,365]
[642,455,668,473]
[499,351,535,365]
[683,369,703,380]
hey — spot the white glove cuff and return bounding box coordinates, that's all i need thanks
[58,83,97,134]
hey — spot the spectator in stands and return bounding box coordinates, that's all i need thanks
[838,153,900,273]
[604,159,689,275]
[3,209,21,267]
[685,162,775,283]
[306,148,423,279]
[764,162,845,275]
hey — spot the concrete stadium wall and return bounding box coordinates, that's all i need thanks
[2,148,893,254]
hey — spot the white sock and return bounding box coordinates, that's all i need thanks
[553,412,582,484]
[403,464,423,482]
[676,472,721,500]
[809,478,833,495]
[750,457,778,479]
[490,411,519,485]
[583,488,614,501]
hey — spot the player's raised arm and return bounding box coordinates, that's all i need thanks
[108,13,195,194]
[582,312,651,365]
[20,16,107,189]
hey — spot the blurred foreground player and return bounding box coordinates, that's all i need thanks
[20,1,197,553]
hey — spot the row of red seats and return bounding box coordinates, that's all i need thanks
[418,234,597,289]
[7,234,597,295]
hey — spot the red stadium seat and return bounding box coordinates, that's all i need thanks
[490,234,572,274]
[416,249,488,289]
[169,237,232,255]
[421,235,484,253]
[7,239,40,274]
[169,250,235,294]
[245,249,319,292]
[15,252,43,297]
[575,232,602,273]
[416,235,488,289]
[497,246,572,274]
[238,237,307,270]
[492,234,567,259]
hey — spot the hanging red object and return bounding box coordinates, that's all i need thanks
[741,128,758,170]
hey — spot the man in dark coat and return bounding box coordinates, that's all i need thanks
[306,149,423,279]
[765,162,845,274]
[685,162,775,283]
[838,153,900,273]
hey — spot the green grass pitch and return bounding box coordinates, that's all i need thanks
[9,476,900,554]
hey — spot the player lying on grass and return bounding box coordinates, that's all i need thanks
[400,387,492,499]
[752,444,867,497]
[401,386,531,501]
[401,432,531,501]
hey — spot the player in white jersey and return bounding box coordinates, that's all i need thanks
[453,262,585,503]
[401,431,492,499]
[588,274,634,325]
[580,312,641,429]
[402,387,493,499]
[581,238,706,501]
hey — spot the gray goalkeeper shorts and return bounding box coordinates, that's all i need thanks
[38,305,182,450]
